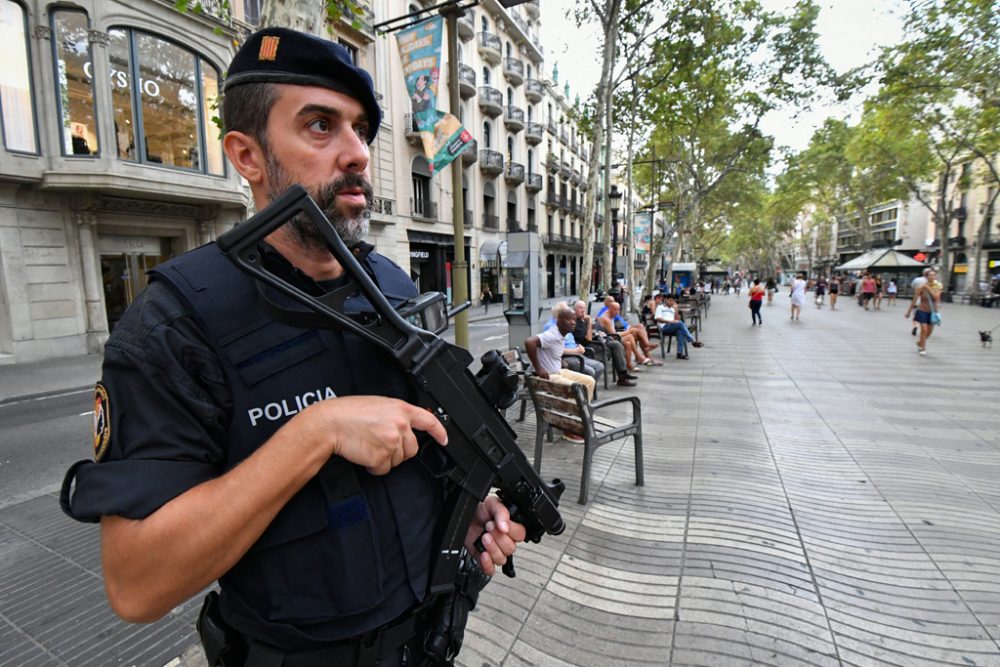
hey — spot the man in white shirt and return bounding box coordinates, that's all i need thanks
[655,294,703,360]
[525,306,596,400]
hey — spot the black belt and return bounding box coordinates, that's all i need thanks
[244,612,424,667]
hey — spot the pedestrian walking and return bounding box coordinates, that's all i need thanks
[861,273,877,310]
[905,269,942,356]
[886,279,897,306]
[789,273,806,320]
[766,276,776,305]
[749,278,765,326]
[874,275,884,310]
[481,284,493,314]
[815,276,827,308]
[829,276,840,310]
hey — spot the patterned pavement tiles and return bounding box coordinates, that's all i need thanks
[461,293,1000,666]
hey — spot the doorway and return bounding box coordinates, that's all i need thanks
[101,251,170,330]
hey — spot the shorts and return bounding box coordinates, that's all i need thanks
[914,310,931,325]
[829,288,838,294]
[863,293,874,302]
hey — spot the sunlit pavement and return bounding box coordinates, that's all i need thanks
[1,293,999,666]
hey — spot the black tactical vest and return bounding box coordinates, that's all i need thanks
[150,243,444,649]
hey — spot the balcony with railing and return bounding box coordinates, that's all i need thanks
[464,209,473,227]
[461,139,478,165]
[525,172,543,193]
[482,213,500,229]
[545,154,559,173]
[503,105,525,132]
[506,218,521,232]
[547,118,557,135]
[544,233,582,251]
[410,198,437,220]
[458,64,476,99]
[479,148,504,176]
[503,57,524,85]
[558,194,569,210]
[560,128,568,144]
[545,191,560,209]
[525,121,543,145]
[505,161,525,185]
[560,161,572,180]
[478,31,501,64]
[525,78,544,103]
[457,11,474,41]
[403,113,420,146]
[572,168,582,184]
[478,86,502,117]
[331,1,375,38]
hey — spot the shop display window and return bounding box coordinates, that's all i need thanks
[107,27,223,175]
[52,9,99,156]
[0,0,38,154]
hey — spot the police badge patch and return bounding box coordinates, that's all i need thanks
[93,383,111,462]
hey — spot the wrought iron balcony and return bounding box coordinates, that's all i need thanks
[560,161,572,179]
[525,121,543,145]
[403,113,421,146]
[505,161,525,185]
[545,154,559,173]
[545,191,560,209]
[458,64,476,99]
[560,128,568,144]
[479,148,504,176]
[581,146,589,161]
[461,139,478,164]
[558,194,569,210]
[525,78,544,103]
[410,198,437,220]
[503,57,524,85]
[544,233,582,251]
[482,213,499,230]
[478,86,502,117]
[457,11,474,41]
[547,118,557,135]
[504,105,525,132]
[464,209,473,227]
[506,218,521,232]
[525,172,543,193]
[478,31,501,64]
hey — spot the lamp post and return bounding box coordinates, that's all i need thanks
[609,184,623,289]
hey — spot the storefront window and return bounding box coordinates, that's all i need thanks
[53,10,99,156]
[0,0,38,153]
[107,27,223,175]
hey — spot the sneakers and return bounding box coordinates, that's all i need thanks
[643,358,663,366]
[918,349,927,356]
[616,377,637,387]
[676,353,689,360]
[563,433,585,443]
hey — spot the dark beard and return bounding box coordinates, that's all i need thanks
[265,156,373,249]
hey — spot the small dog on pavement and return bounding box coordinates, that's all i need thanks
[979,329,994,348]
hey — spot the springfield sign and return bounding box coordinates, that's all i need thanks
[396,16,472,174]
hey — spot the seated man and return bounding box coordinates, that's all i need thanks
[598,301,662,367]
[655,294,703,360]
[573,299,635,387]
[525,305,596,443]
[542,302,604,383]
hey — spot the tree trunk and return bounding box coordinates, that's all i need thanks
[600,35,617,292]
[261,0,324,32]
[579,0,622,301]
[936,170,952,293]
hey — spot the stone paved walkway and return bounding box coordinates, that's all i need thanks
[2,293,999,666]
[461,293,1000,666]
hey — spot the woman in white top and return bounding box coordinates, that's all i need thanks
[886,279,898,307]
[789,273,806,320]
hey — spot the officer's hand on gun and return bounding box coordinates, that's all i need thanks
[465,496,527,576]
[301,395,448,475]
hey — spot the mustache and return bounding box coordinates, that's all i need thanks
[315,173,374,212]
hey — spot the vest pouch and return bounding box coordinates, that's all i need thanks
[250,484,384,621]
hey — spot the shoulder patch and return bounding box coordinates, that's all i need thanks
[93,383,111,462]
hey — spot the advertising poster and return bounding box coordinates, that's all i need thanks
[634,210,652,257]
[396,16,472,174]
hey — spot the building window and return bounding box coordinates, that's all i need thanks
[482,66,490,86]
[243,0,262,25]
[107,28,224,175]
[483,120,491,148]
[412,156,433,218]
[52,9,99,156]
[507,87,513,106]
[0,0,38,153]
[481,16,488,32]
[338,39,358,65]
[507,136,514,161]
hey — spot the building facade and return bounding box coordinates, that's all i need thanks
[0,0,595,365]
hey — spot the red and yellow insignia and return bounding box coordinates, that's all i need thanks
[93,383,111,462]
[258,35,280,61]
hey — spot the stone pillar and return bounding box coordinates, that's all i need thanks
[87,29,115,162]
[72,196,108,351]
[197,205,221,245]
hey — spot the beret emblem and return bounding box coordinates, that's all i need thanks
[258,35,279,61]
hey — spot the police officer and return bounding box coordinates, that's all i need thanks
[60,27,525,666]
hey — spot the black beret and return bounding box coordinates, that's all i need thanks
[225,27,381,143]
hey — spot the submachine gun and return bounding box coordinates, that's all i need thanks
[216,186,565,655]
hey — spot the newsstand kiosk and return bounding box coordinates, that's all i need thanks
[503,231,541,349]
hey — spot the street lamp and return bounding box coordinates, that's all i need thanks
[609,184,623,288]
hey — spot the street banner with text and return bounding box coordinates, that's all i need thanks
[396,16,472,174]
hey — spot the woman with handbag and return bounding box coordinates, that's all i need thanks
[904,269,942,356]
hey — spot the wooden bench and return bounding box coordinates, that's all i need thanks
[501,349,532,422]
[526,376,643,504]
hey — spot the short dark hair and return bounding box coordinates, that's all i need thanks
[222,82,280,151]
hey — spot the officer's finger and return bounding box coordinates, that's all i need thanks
[477,550,496,576]
[408,406,448,446]
[401,427,420,461]
[488,531,519,557]
[478,531,507,567]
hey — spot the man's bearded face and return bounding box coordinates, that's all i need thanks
[265,154,373,248]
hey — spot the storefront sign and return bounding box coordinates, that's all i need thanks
[410,250,430,259]
[98,234,165,254]
[83,62,161,98]
[953,263,968,273]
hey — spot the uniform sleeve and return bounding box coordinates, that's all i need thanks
[61,282,232,523]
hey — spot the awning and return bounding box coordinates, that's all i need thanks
[835,249,926,272]
[480,240,507,267]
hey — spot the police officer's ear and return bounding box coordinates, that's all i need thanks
[223,130,266,187]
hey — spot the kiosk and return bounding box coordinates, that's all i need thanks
[503,232,542,349]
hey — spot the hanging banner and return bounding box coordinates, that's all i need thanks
[396,16,472,174]
[634,210,651,256]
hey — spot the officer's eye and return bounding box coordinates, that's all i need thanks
[354,124,369,141]
[308,118,330,133]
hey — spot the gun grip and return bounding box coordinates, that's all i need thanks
[473,533,517,579]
